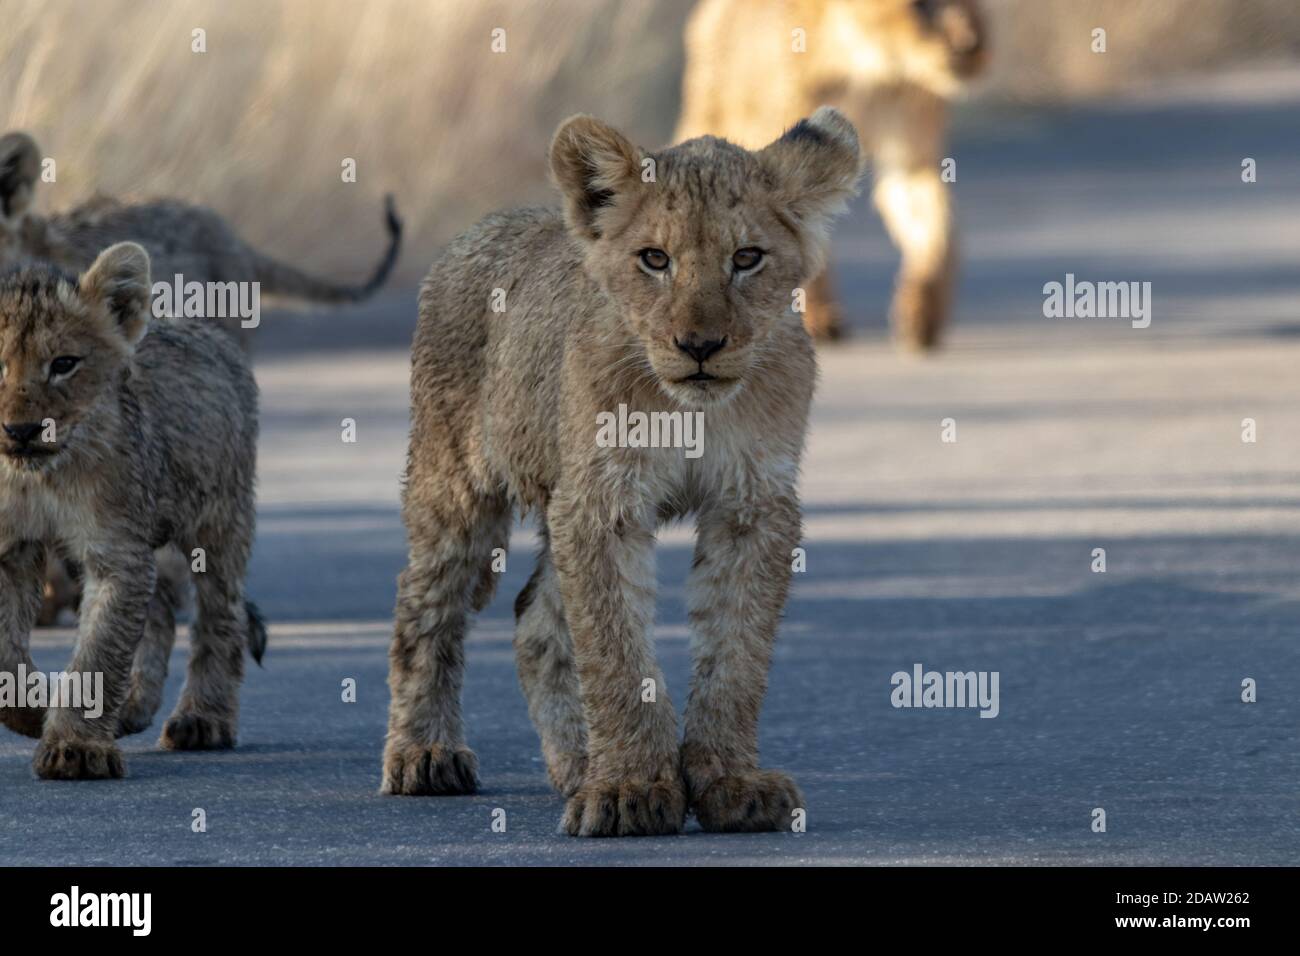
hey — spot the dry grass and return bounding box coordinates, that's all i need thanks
[1,0,695,279]
[985,0,1300,100]
[1,0,1295,278]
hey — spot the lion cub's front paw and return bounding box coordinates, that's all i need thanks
[33,735,125,780]
[160,712,236,750]
[381,741,479,795]
[691,770,804,833]
[562,777,687,837]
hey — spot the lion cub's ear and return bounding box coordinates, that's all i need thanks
[0,132,41,220]
[550,115,643,242]
[758,107,862,256]
[80,242,153,346]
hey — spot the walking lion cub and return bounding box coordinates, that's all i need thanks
[383,108,860,835]
[0,129,402,629]
[0,243,263,777]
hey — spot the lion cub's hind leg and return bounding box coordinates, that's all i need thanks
[160,520,254,751]
[513,541,588,797]
[381,489,510,795]
[36,555,81,626]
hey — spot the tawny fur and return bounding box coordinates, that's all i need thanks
[0,243,262,778]
[676,0,987,348]
[383,108,860,836]
[0,130,401,626]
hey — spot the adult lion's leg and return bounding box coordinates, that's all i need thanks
[801,267,845,341]
[549,494,684,836]
[681,492,805,832]
[381,485,510,795]
[0,540,48,738]
[873,163,955,351]
[513,534,587,797]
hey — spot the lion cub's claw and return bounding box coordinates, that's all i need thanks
[33,735,125,780]
[381,741,479,795]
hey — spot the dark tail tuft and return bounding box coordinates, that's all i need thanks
[245,600,268,666]
[360,193,404,299]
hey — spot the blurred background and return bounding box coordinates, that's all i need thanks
[2,0,1298,282]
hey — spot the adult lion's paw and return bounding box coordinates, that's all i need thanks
[561,777,686,837]
[33,735,125,780]
[892,276,947,352]
[160,712,236,750]
[381,741,478,795]
[691,770,804,833]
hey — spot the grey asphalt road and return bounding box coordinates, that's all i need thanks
[3,76,1299,865]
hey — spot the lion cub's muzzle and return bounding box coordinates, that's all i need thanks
[672,334,728,383]
[2,421,56,461]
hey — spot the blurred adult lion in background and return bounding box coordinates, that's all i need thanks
[677,0,987,347]
[2,0,1294,298]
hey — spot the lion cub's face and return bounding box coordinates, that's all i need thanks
[825,0,987,96]
[551,108,860,407]
[0,243,152,473]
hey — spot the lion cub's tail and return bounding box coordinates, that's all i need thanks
[245,600,268,666]
[252,194,403,304]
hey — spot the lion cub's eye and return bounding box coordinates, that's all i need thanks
[732,247,764,271]
[638,248,670,272]
[49,356,81,377]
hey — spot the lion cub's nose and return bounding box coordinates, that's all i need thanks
[673,335,726,364]
[3,422,42,445]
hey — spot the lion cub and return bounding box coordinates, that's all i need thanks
[0,243,263,777]
[384,108,860,835]
[677,0,987,347]
[0,130,401,627]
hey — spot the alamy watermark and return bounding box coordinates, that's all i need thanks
[50,886,151,936]
[152,274,261,329]
[1042,273,1151,329]
[0,665,103,719]
[596,403,704,459]
[891,663,999,718]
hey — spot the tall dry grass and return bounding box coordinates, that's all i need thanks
[2,0,1296,279]
[984,0,1300,100]
[1,0,695,280]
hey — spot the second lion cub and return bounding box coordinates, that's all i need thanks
[0,243,262,776]
[383,109,860,835]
